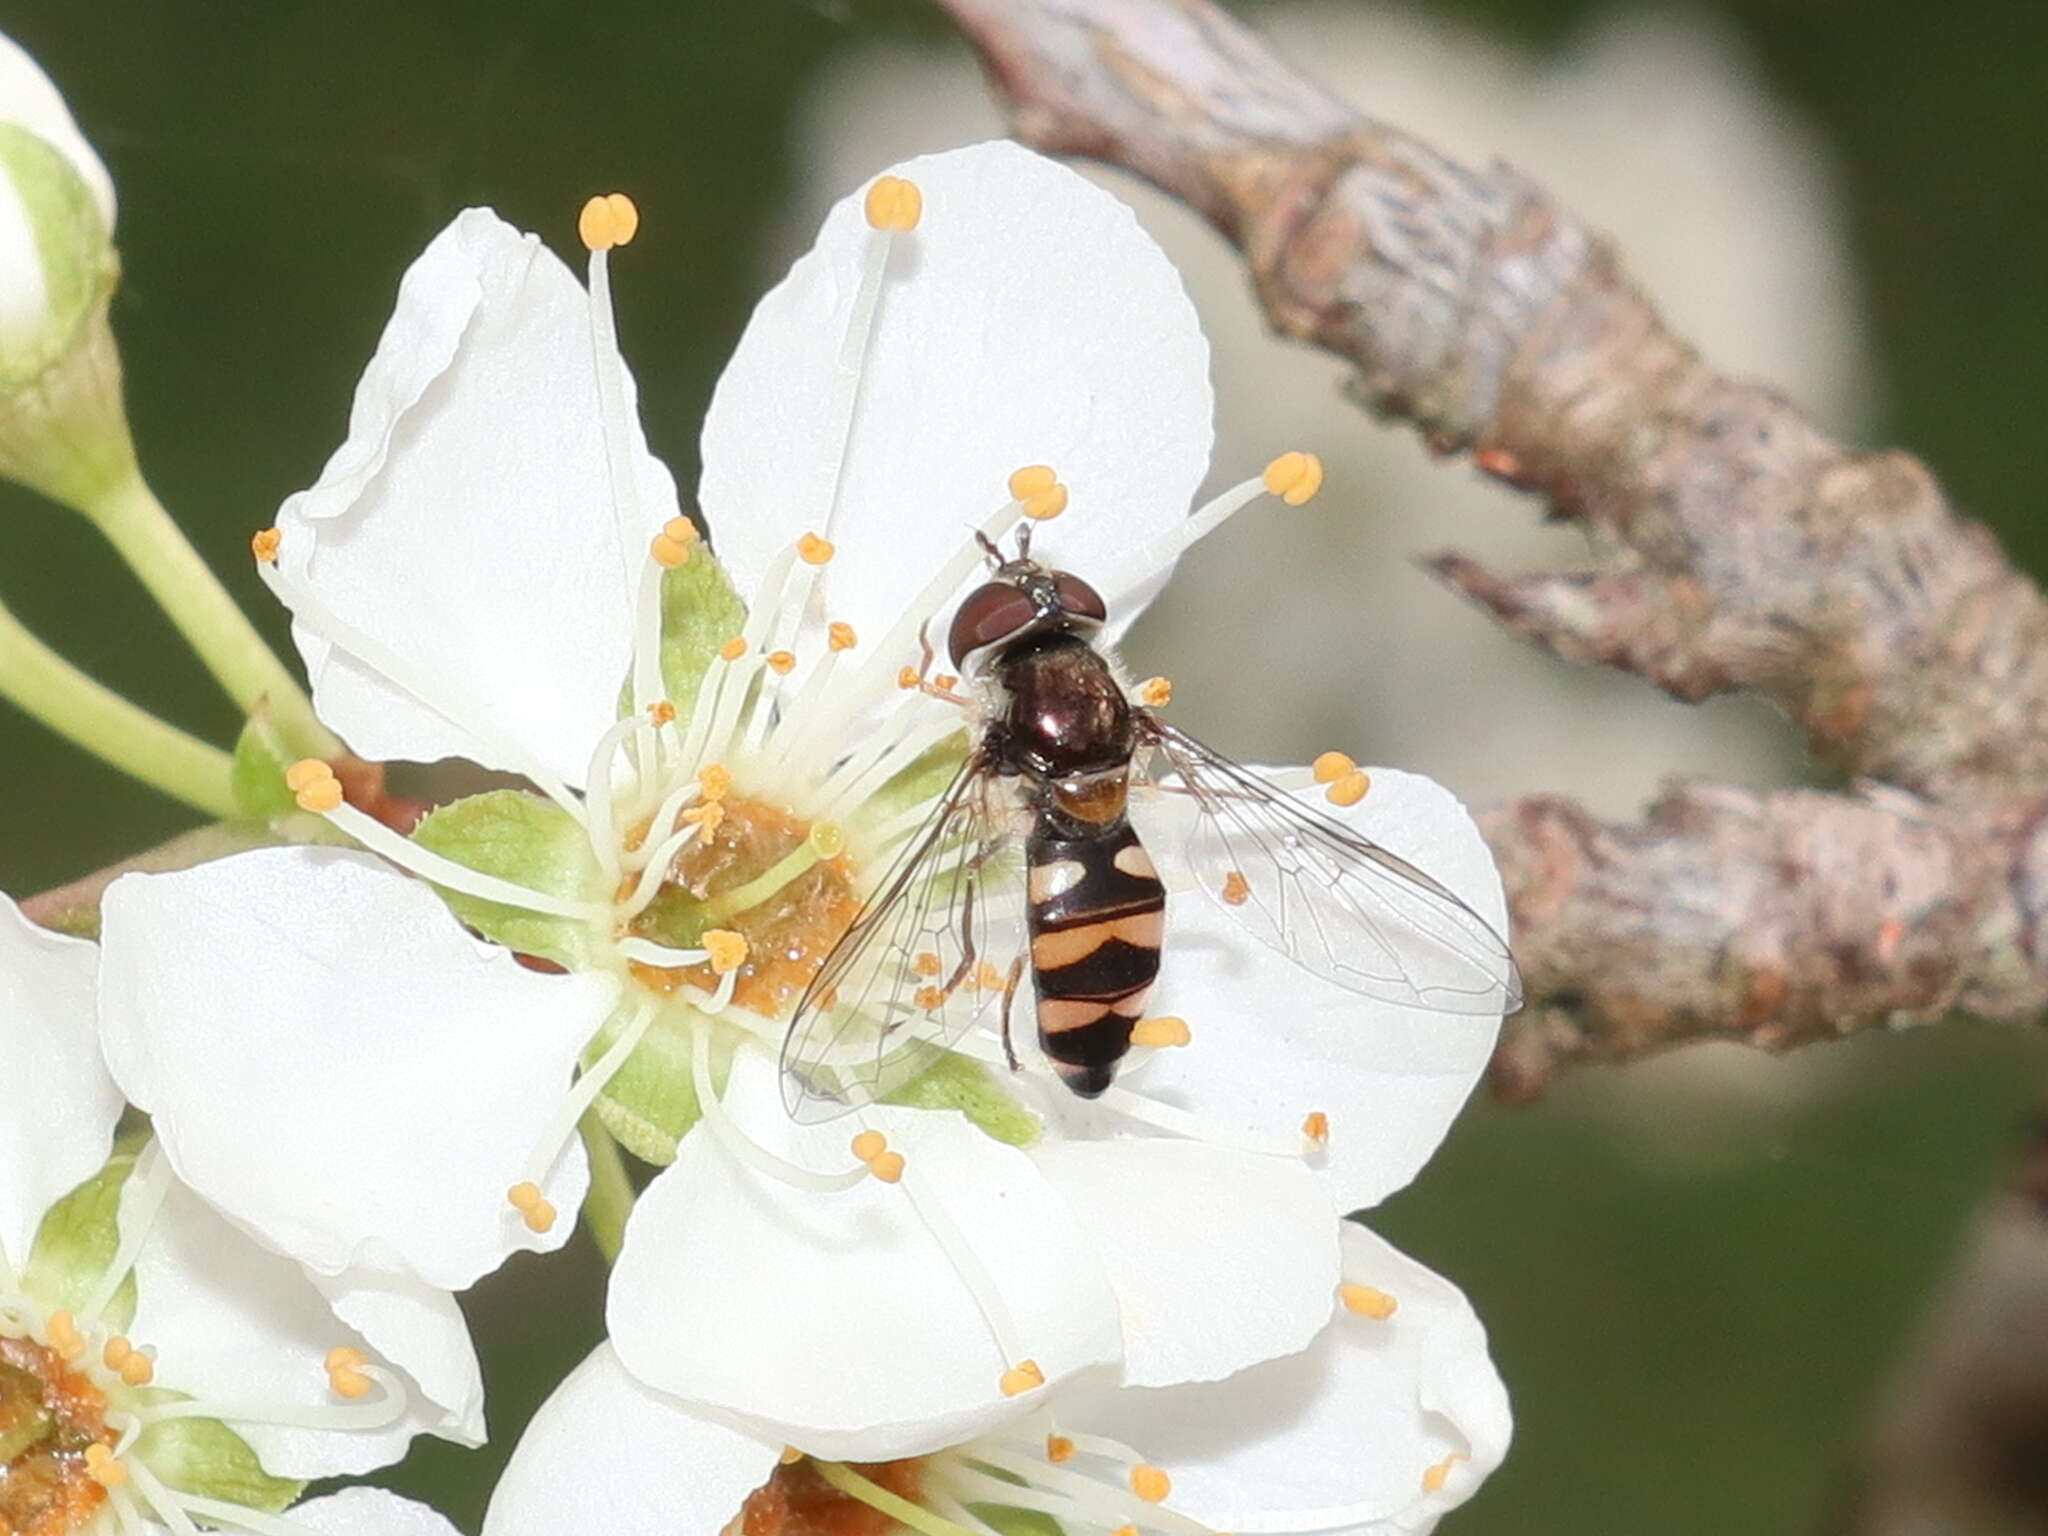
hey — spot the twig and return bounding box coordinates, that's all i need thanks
[933,0,2048,1090]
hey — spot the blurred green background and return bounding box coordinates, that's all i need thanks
[2,1,2045,1532]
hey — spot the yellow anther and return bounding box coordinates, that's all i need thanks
[119,1352,154,1388]
[797,532,836,565]
[1422,1453,1464,1495]
[933,673,959,692]
[699,763,733,801]
[1022,483,1069,522]
[1111,1527,1138,1536]
[46,1311,84,1362]
[287,758,343,814]
[866,1150,906,1184]
[284,758,330,793]
[83,1444,126,1488]
[650,531,694,568]
[1137,676,1173,708]
[1302,1110,1331,1145]
[325,1346,368,1373]
[1221,870,1251,907]
[911,951,943,977]
[780,1446,805,1466]
[520,1198,558,1234]
[1046,1434,1076,1464]
[828,621,858,652]
[851,1130,888,1163]
[683,802,726,836]
[330,1364,374,1400]
[898,666,922,690]
[704,929,749,974]
[648,700,677,726]
[250,526,282,564]
[1312,750,1357,784]
[719,636,748,662]
[1131,1015,1191,1049]
[507,1182,559,1231]
[507,1181,544,1213]
[1326,769,1371,808]
[767,650,797,676]
[974,961,1005,992]
[809,821,847,858]
[863,175,923,232]
[663,516,699,547]
[998,1359,1046,1397]
[1008,464,1058,501]
[914,984,948,1013]
[1262,450,1324,506]
[102,1336,132,1370]
[578,191,640,251]
[1340,1282,1399,1320]
[1129,1465,1172,1504]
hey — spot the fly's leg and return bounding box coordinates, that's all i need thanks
[905,619,973,708]
[998,954,1025,1071]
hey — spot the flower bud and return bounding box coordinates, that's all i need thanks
[0,31,134,510]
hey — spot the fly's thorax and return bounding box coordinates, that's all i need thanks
[991,637,1133,782]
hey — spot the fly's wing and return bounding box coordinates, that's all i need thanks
[1139,717,1522,1016]
[779,756,1027,1121]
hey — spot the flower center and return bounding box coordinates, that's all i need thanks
[0,1337,114,1536]
[626,795,859,1016]
[729,1456,925,1536]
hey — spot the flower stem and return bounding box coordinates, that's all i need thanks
[813,1462,977,1536]
[78,470,341,759]
[0,596,236,820]
[578,1114,635,1264]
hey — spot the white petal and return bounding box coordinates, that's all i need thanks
[1111,768,1505,1212]
[97,847,613,1289]
[289,1488,466,1536]
[274,207,679,786]
[0,891,118,1272]
[308,1268,485,1450]
[0,30,113,230]
[127,1177,476,1477]
[1062,1223,1510,1535]
[1032,1138,1338,1388]
[608,1049,1122,1459]
[701,141,1212,647]
[483,1343,779,1536]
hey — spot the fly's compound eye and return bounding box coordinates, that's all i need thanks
[1051,571,1108,624]
[948,581,1042,668]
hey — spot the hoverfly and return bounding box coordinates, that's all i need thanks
[779,528,1523,1119]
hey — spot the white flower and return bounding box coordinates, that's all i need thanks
[482,1219,1508,1536]
[0,892,477,1535]
[95,142,1506,1462]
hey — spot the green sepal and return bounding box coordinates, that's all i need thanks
[133,1412,302,1514]
[229,708,297,823]
[22,1152,136,1331]
[620,540,746,724]
[410,789,603,968]
[885,1052,1041,1148]
[861,731,971,830]
[0,123,113,388]
[591,1013,729,1165]
[971,1506,1063,1536]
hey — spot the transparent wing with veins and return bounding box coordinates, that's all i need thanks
[779,756,1028,1122]
[1139,716,1522,1016]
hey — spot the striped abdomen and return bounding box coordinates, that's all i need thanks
[1026,818,1165,1097]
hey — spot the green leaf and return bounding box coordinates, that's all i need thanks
[229,709,297,822]
[634,541,747,723]
[592,1014,728,1165]
[23,1153,136,1330]
[884,1052,1041,1148]
[410,789,604,968]
[134,1414,302,1514]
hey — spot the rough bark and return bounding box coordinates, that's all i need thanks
[933,0,2048,1092]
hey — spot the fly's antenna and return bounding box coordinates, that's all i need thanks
[973,529,1005,567]
[1016,521,1034,560]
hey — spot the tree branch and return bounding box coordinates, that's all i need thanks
[933,0,2048,1091]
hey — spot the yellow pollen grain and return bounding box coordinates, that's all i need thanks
[851,1130,887,1163]
[1312,750,1357,784]
[663,516,699,547]
[1046,1434,1076,1464]
[1132,1015,1191,1048]
[766,650,797,676]
[286,758,343,814]
[520,1198,558,1234]
[1422,1454,1464,1495]
[699,763,734,800]
[683,802,726,836]
[913,984,945,1012]
[797,532,836,565]
[102,1337,132,1371]
[720,636,748,662]
[330,1365,374,1401]
[998,1359,1045,1397]
[933,673,958,692]
[118,1353,154,1388]
[1340,1282,1399,1320]
[648,700,677,725]
[46,1310,84,1362]
[1262,450,1325,506]
[1022,483,1069,522]
[704,928,749,974]
[284,758,329,793]
[1130,1465,1172,1504]
[1326,769,1371,808]
[1302,1110,1331,1145]
[578,191,640,251]
[911,951,943,977]
[897,666,921,690]
[1221,870,1251,906]
[864,175,923,232]
[507,1181,544,1213]
[866,1150,906,1184]
[828,621,858,652]
[84,1444,126,1488]
[1008,464,1057,501]
[650,531,693,568]
[250,526,282,564]
[1137,676,1173,707]
[325,1346,368,1373]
